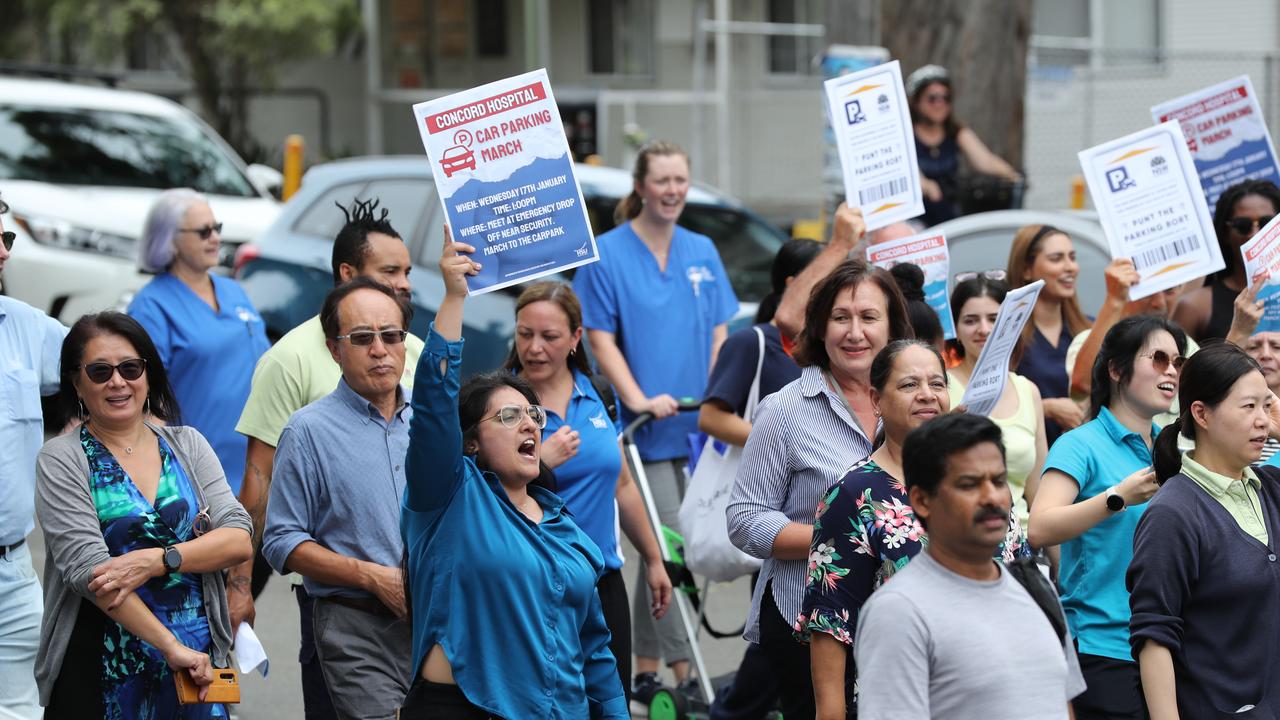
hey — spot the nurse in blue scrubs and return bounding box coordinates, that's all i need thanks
[574,140,738,698]
[128,189,270,494]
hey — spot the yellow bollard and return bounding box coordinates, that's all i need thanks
[1069,174,1086,210]
[282,135,304,201]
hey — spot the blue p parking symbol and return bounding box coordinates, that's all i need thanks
[845,99,866,125]
[1106,167,1136,193]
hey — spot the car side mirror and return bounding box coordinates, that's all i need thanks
[246,164,284,199]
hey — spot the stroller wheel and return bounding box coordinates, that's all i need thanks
[648,687,690,720]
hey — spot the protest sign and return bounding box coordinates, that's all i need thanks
[1152,75,1280,210]
[960,280,1044,418]
[412,69,597,294]
[865,230,955,340]
[821,45,891,205]
[823,59,924,231]
[1078,121,1223,300]
[1240,214,1280,333]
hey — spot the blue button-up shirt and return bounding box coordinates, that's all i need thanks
[263,378,409,599]
[402,326,627,719]
[1043,405,1155,661]
[0,296,67,545]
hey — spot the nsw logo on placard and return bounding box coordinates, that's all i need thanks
[1150,155,1169,177]
[845,99,866,125]
[1106,166,1136,193]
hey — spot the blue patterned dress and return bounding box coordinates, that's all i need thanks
[82,427,227,719]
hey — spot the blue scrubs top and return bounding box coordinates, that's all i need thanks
[574,222,738,461]
[1042,406,1155,662]
[544,370,625,571]
[129,273,269,494]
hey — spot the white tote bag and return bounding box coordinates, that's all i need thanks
[680,327,766,582]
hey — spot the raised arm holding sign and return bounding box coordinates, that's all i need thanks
[961,280,1045,417]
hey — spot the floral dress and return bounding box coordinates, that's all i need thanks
[83,427,226,720]
[794,458,1030,715]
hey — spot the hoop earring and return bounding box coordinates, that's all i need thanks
[78,398,87,419]
[144,396,151,416]
[570,347,577,357]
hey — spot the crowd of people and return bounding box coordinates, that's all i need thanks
[3,117,1280,720]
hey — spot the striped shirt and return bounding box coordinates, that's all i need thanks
[727,365,877,642]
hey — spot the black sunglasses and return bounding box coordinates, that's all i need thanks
[1140,349,1185,374]
[81,358,147,384]
[1227,216,1275,236]
[334,329,408,347]
[1,231,13,251]
[178,222,223,240]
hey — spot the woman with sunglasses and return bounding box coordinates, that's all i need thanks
[127,189,269,496]
[1029,315,1187,720]
[945,272,1048,532]
[501,280,673,703]
[799,339,1029,720]
[1007,223,1092,444]
[1131,343,1280,719]
[399,237,626,718]
[907,64,1022,227]
[34,311,253,718]
[1173,179,1280,342]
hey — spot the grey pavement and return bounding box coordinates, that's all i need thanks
[28,525,755,718]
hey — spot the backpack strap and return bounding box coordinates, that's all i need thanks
[589,374,619,424]
[1005,556,1068,644]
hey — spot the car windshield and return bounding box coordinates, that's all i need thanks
[0,106,258,197]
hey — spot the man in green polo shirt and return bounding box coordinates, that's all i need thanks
[228,198,423,720]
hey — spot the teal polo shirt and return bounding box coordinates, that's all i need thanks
[1042,406,1156,662]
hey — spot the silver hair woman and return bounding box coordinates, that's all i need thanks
[125,188,270,500]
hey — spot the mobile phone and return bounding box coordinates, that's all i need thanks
[174,667,241,705]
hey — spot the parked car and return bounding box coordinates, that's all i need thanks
[235,156,790,375]
[934,209,1110,316]
[0,75,281,322]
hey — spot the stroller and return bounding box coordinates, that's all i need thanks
[622,404,780,720]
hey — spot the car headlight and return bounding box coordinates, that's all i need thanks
[14,213,136,260]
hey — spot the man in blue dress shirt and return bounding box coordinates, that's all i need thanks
[0,195,68,719]
[262,277,414,719]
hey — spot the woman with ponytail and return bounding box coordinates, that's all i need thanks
[1029,314,1186,720]
[888,262,944,351]
[1128,343,1280,719]
[574,140,739,696]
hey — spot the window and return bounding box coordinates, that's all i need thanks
[587,0,654,77]
[0,107,257,197]
[767,0,821,76]
[293,182,370,240]
[1032,0,1162,67]
[474,0,508,57]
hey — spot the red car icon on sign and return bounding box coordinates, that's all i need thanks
[440,144,476,177]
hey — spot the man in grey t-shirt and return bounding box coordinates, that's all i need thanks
[855,414,1085,720]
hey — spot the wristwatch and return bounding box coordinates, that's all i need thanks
[162,545,183,573]
[1104,486,1126,513]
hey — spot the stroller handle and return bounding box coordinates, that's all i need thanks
[622,399,703,443]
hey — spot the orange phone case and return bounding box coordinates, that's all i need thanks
[174,667,241,705]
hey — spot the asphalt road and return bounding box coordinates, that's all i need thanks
[28,527,757,718]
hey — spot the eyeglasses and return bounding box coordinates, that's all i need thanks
[479,404,548,430]
[81,358,147,384]
[954,269,1007,283]
[1,231,13,251]
[1227,216,1275,236]
[334,329,408,346]
[923,92,951,104]
[178,223,223,240]
[1140,349,1185,374]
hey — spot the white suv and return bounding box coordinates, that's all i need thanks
[0,76,280,321]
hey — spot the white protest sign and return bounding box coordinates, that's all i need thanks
[866,230,955,340]
[1240,214,1280,333]
[823,60,924,231]
[1078,121,1223,300]
[412,69,598,295]
[1152,75,1280,210]
[960,280,1044,417]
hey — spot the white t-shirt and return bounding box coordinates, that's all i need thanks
[855,551,1086,720]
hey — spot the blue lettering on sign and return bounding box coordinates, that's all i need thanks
[1107,166,1136,193]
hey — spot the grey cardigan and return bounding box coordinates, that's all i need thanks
[34,423,252,706]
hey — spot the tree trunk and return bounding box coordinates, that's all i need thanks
[880,0,1030,169]
[160,0,235,151]
[824,0,880,48]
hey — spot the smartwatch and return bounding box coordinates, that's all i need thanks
[162,545,183,573]
[1104,486,1126,513]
